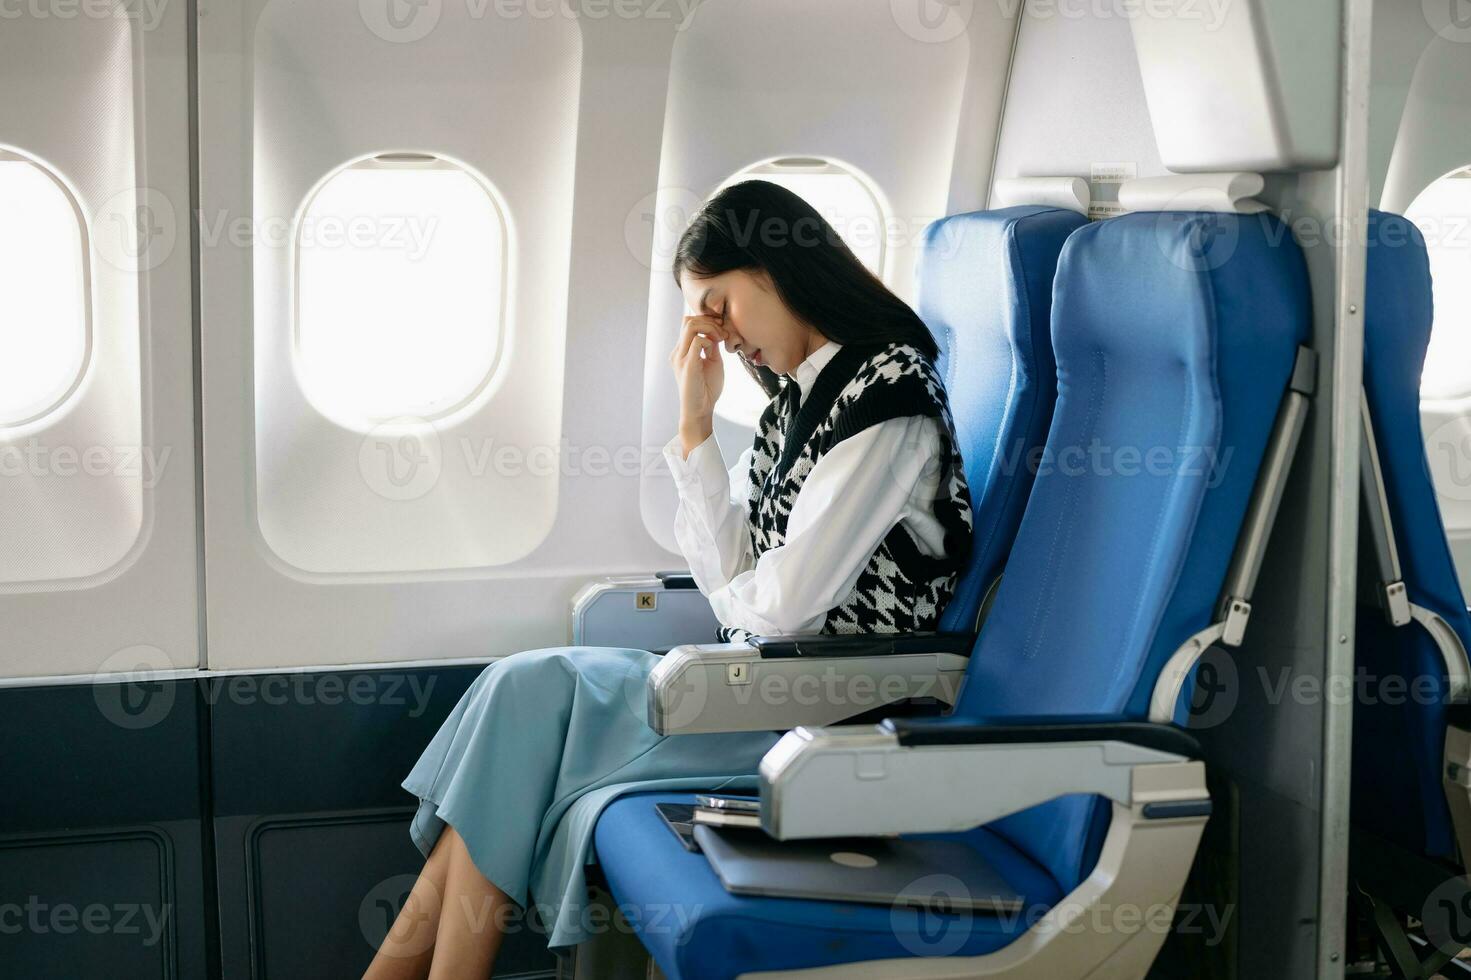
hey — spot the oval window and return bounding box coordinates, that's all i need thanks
[0,150,89,427]
[296,154,507,422]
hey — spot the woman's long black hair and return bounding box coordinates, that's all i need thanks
[673,179,939,397]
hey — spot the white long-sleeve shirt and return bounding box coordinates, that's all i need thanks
[663,340,950,636]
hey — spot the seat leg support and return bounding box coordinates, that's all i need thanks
[1444,725,1471,871]
[566,887,659,980]
[1356,883,1458,980]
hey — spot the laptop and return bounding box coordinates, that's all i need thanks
[693,824,1027,914]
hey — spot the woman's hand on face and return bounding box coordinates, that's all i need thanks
[670,314,727,455]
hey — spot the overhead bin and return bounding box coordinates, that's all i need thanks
[1129,0,1341,172]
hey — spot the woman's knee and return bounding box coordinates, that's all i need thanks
[480,647,582,697]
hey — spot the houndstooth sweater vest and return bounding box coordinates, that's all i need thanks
[717,342,973,643]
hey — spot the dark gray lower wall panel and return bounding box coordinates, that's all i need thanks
[1,664,561,979]
[208,664,556,979]
[0,681,210,980]
[0,827,187,979]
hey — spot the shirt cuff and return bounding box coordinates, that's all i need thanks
[663,432,726,492]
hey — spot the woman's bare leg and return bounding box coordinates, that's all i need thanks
[426,825,513,980]
[362,829,453,980]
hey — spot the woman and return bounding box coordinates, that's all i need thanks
[363,180,974,979]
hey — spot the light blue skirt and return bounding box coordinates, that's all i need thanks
[402,646,782,948]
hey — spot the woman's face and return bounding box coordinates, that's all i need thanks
[679,268,821,377]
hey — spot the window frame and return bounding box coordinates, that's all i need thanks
[0,147,93,429]
[289,151,511,428]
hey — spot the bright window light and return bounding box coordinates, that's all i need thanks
[0,153,88,426]
[1407,170,1471,400]
[296,155,506,422]
[713,159,887,428]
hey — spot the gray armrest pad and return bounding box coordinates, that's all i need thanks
[882,715,1203,758]
[758,723,1210,839]
[645,643,970,735]
[749,631,975,659]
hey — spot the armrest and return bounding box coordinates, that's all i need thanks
[646,640,971,736]
[654,570,698,590]
[749,630,975,659]
[570,573,719,651]
[881,714,1203,758]
[758,719,1209,840]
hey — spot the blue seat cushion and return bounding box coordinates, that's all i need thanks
[1353,210,1471,860]
[922,206,1087,632]
[594,792,1064,980]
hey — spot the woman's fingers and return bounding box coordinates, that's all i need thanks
[684,337,722,388]
[676,316,723,361]
[682,335,714,379]
[671,315,727,367]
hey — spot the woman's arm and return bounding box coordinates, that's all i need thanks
[695,416,946,636]
[663,433,756,592]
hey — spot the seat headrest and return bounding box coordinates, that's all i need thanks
[992,177,1090,215]
[1118,172,1268,214]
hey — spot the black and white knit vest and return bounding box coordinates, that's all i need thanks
[717,342,973,643]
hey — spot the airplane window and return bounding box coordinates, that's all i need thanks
[714,158,888,428]
[0,151,88,427]
[296,153,506,423]
[1406,169,1471,401]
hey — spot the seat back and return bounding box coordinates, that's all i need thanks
[916,205,1086,632]
[1352,209,1471,861]
[952,211,1312,892]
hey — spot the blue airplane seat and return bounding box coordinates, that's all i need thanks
[954,209,1310,896]
[919,206,1087,633]
[592,210,1311,980]
[1352,209,1471,863]
[595,790,1063,972]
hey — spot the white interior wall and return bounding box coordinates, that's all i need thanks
[249,1,580,575]
[201,0,596,670]
[199,0,1016,671]
[1367,0,1436,205]
[0,23,140,587]
[0,8,199,678]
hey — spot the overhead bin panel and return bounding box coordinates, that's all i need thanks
[1130,0,1342,172]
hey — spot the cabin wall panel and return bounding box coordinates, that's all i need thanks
[199,0,605,672]
[1367,1,1437,206]
[206,663,556,979]
[0,832,180,978]
[0,682,210,978]
[0,0,199,679]
[201,0,1015,671]
[248,1,580,576]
